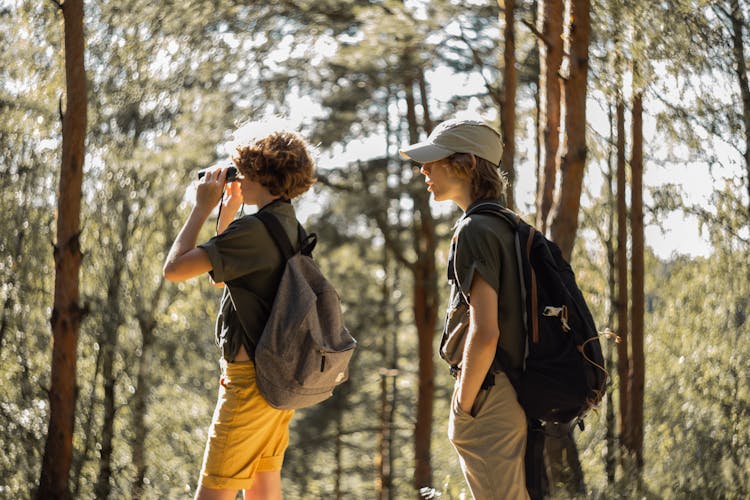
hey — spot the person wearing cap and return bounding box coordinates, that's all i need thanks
[401,118,529,499]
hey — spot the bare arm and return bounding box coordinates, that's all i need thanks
[162,168,235,282]
[457,273,500,413]
[208,181,244,288]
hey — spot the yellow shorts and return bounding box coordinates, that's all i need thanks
[198,360,294,490]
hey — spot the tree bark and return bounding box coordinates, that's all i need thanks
[628,90,645,470]
[533,0,542,215]
[37,1,87,497]
[548,0,591,261]
[411,191,438,494]
[615,99,630,453]
[535,0,563,232]
[500,0,517,210]
[728,0,750,218]
[605,103,617,485]
[406,75,438,494]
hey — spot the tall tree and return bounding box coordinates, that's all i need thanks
[535,0,563,231]
[628,88,645,470]
[604,103,617,484]
[500,0,518,209]
[615,95,630,452]
[37,0,87,497]
[548,0,592,260]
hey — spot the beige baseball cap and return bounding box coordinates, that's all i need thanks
[399,119,503,166]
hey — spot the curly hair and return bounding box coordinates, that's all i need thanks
[233,131,317,200]
[446,153,507,201]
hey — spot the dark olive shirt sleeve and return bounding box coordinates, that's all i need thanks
[453,217,502,303]
[198,217,272,283]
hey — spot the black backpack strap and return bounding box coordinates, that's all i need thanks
[255,210,296,260]
[466,201,521,229]
[255,210,316,260]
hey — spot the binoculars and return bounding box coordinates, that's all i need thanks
[197,166,240,182]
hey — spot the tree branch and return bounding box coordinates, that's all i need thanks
[456,26,503,106]
[520,17,553,48]
[316,172,357,193]
[371,209,414,270]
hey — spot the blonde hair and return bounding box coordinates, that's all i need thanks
[446,153,507,201]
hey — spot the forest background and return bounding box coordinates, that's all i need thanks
[1,0,749,499]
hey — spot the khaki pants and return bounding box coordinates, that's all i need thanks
[448,371,529,500]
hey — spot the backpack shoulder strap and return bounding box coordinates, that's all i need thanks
[255,210,296,260]
[466,202,521,229]
[255,210,315,260]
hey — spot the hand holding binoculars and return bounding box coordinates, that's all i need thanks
[197,166,240,183]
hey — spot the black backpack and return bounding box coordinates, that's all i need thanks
[461,202,607,424]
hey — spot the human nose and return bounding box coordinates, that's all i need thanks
[420,164,430,176]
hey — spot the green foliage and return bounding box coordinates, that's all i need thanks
[2,0,750,498]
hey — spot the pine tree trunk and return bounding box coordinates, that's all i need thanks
[405,77,438,493]
[548,0,591,261]
[37,1,87,497]
[411,203,438,493]
[628,91,645,470]
[533,0,542,212]
[500,0,517,210]
[605,103,617,484]
[615,99,630,453]
[535,0,563,232]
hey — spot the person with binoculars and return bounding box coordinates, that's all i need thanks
[163,122,316,500]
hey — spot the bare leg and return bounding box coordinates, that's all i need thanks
[244,470,282,500]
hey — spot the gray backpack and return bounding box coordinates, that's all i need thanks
[249,211,356,409]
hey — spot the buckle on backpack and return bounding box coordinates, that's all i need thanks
[449,365,459,378]
[543,305,570,332]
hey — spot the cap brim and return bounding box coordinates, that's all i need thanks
[399,142,453,163]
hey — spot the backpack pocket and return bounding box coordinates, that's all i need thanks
[295,332,356,390]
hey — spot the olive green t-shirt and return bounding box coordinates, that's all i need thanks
[198,199,299,362]
[447,199,525,379]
